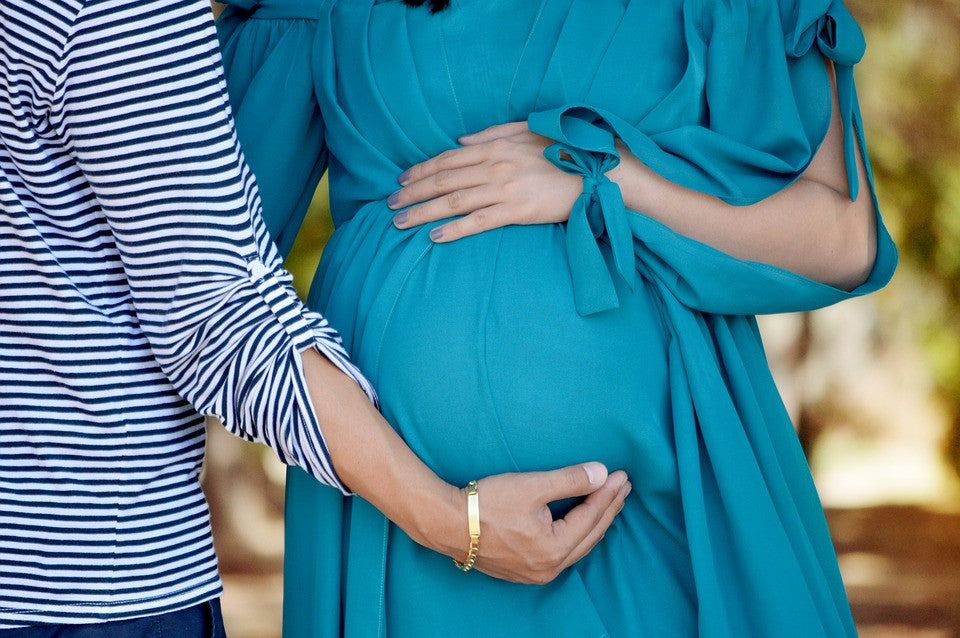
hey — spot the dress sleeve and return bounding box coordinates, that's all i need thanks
[55,0,376,493]
[527,0,898,317]
[216,0,328,257]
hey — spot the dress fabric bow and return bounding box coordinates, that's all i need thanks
[542,133,635,316]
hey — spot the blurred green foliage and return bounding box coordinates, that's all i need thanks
[850,0,960,472]
[284,176,334,300]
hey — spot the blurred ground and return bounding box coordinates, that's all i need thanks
[831,507,960,637]
[220,574,283,638]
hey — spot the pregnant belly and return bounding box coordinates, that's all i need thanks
[313,203,678,503]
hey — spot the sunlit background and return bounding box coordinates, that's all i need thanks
[206,1,960,636]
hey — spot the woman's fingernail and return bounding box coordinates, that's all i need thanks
[429,227,444,241]
[393,211,408,226]
[583,462,605,486]
[398,169,411,185]
[387,190,401,207]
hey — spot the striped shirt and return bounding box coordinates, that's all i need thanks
[0,0,376,627]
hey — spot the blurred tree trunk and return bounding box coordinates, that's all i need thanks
[202,419,286,574]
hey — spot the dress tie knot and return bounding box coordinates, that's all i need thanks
[543,141,635,316]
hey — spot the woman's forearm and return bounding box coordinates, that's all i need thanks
[609,157,877,291]
[608,58,877,292]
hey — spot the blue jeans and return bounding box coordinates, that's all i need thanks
[1,600,226,638]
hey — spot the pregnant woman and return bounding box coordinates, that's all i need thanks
[217,0,897,635]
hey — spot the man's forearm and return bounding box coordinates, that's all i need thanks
[299,348,466,558]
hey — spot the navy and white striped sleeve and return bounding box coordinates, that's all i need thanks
[53,0,377,493]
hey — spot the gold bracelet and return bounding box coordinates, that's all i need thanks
[452,480,480,572]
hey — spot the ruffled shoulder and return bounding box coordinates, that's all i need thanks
[217,0,333,20]
[528,0,896,316]
[685,0,863,198]
[533,0,872,207]
[688,0,868,201]
[779,0,866,64]
[218,0,260,10]
[216,0,330,256]
[695,0,865,63]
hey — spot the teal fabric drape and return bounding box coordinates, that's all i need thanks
[217,1,897,635]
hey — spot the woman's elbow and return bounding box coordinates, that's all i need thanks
[831,191,878,291]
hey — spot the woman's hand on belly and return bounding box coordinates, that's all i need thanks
[301,349,632,585]
[388,121,582,242]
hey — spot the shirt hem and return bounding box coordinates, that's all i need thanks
[0,577,223,629]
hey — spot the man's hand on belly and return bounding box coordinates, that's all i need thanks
[302,348,632,585]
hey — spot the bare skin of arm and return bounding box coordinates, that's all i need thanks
[610,61,876,291]
[300,348,632,584]
[390,59,877,291]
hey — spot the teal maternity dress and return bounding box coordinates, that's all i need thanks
[216,1,897,635]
